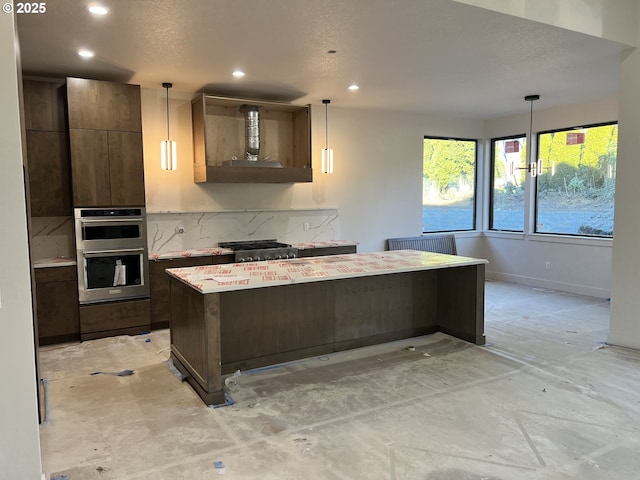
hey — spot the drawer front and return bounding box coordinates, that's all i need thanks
[80,298,150,334]
[35,265,77,283]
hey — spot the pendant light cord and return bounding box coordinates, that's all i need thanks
[322,99,330,150]
[166,86,170,139]
[163,82,172,141]
[524,94,539,171]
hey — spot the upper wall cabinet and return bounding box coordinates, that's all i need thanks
[67,78,145,207]
[67,78,142,132]
[192,95,312,183]
[23,79,72,217]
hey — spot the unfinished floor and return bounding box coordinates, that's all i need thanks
[39,281,640,479]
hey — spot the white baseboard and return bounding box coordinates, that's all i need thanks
[606,332,640,350]
[486,270,610,299]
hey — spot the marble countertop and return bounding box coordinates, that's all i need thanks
[33,257,77,269]
[166,250,487,294]
[149,240,358,261]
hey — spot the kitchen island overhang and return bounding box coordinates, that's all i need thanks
[167,250,488,405]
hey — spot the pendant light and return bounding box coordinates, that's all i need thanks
[160,82,177,171]
[321,99,333,174]
[525,94,541,177]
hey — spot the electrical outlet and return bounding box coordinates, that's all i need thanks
[303,222,311,231]
[545,261,551,270]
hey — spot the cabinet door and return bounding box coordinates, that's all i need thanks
[69,129,111,207]
[35,266,79,343]
[67,77,142,132]
[23,80,67,132]
[108,131,145,206]
[26,131,72,216]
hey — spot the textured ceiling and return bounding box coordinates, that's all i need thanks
[16,0,628,119]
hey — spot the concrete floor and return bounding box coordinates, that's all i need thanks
[39,281,640,479]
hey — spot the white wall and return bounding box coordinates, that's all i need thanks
[0,12,43,480]
[452,0,639,47]
[610,45,640,348]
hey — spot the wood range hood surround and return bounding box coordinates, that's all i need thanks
[192,94,312,183]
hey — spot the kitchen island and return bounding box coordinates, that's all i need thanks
[167,250,487,405]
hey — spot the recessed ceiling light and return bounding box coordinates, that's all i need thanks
[88,5,108,15]
[232,70,245,78]
[348,84,359,91]
[78,49,95,58]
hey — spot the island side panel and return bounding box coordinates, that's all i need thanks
[169,277,225,405]
[219,281,336,374]
[333,271,439,349]
[436,264,485,345]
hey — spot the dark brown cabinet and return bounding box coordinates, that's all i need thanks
[149,255,234,330]
[34,266,80,345]
[67,77,145,207]
[66,77,142,132]
[148,246,356,330]
[23,79,72,217]
[79,299,150,341]
[297,245,357,257]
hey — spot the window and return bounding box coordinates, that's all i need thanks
[535,123,617,237]
[490,135,527,232]
[423,136,477,232]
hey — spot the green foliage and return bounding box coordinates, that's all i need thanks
[423,138,475,194]
[537,124,617,197]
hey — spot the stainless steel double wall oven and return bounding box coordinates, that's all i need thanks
[74,207,150,304]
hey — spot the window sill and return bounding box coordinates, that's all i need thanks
[483,230,612,247]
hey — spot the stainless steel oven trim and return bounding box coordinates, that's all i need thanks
[74,207,150,304]
[83,247,146,257]
[75,220,146,250]
[78,217,145,224]
[77,248,150,304]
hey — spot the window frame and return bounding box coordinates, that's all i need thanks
[489,133,527,233]
[422,135,479,233]
[534,121,618,238]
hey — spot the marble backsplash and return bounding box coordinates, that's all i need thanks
[29,210,343,259]
[30,216,75,260]
[147,209,341,254]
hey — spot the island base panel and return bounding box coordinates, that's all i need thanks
[221,326,439,374]
[170,263,484,405]
[170,352,226,405]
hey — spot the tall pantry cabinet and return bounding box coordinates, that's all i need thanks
[66,78,145,207]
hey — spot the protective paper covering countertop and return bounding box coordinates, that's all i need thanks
[166,250,487,294]
[148,240,358,261]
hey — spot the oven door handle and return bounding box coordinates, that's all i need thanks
[80,217,144,224]
[83,248,146,257]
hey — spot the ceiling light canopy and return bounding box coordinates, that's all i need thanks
[88,5,108,15]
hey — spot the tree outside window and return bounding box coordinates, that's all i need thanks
[536,123,617,237]
[423,137,476,232]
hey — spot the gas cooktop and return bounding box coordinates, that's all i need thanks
[218,239,297,262]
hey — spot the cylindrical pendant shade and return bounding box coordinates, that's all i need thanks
[322,147,333,174]
[161,140,177,170]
